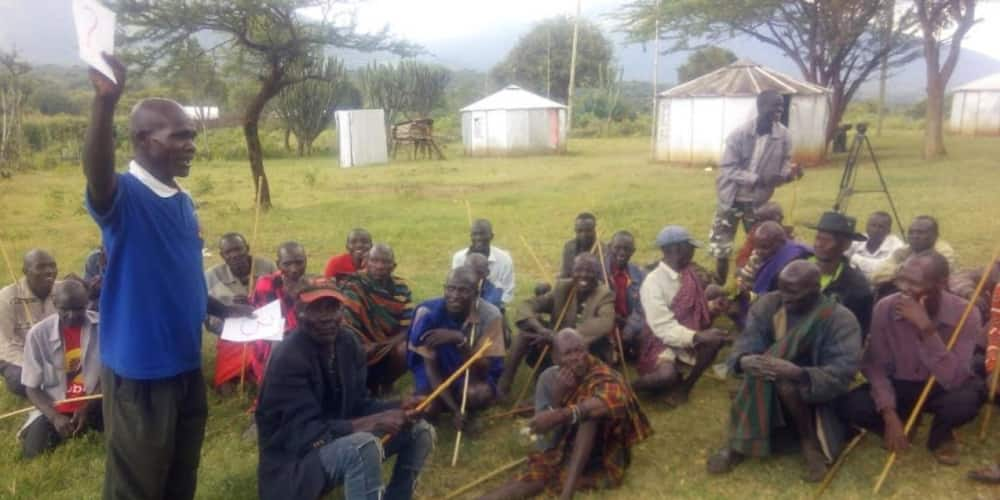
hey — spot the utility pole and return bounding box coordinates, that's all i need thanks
[649,0,661,160]
[546,27,552,98]
[566,0,582,135]
[876,0,894,137]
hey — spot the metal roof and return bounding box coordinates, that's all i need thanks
[954,73,1000,92]
[461,85,567,112]
[659,59,830,98]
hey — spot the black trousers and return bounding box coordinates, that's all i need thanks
[836,378,985,450]
[0,360,26,397]
[102,367,208,500]
[22,402,103,458]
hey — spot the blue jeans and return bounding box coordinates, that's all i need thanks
[318,420,435,500]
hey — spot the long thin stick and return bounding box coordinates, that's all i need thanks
[512,287,577,409]
[814,429,867,499]
[240,177,264,399]
[594,239,631,385]
[464,199,473,226]
[873,245,1000,494]
[519,234,553,279]
[0,235,33,324]
[485,406,533,421]
[452,280,483,467]
[382,339,495,445]
[443,457,529,500]
[0,394,104,421]
[981,351,1000,440]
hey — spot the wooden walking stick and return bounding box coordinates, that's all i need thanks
[0,235,34,324]
[382,339,495,445]
[594,238,631,385]
[0,394,104,421]
[451,280,483,466]
[443,457,529,500]
[511,287,576,410]
[239,177,264,399]
[519,234,554,279]
[872,244,1000,494]
[813,429,867,499]
[981,349,1000,440]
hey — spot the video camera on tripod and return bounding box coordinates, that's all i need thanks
[833,122,905,239]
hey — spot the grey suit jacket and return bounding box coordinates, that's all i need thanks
[715,118,793,209]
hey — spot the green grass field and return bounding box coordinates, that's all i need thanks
[1,131,999,499]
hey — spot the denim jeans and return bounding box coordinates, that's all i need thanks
[319,420,435,500]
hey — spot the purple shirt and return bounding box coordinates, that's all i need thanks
[862,292,981,412]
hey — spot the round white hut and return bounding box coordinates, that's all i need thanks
[950,73,1000,136]
[654,59,831,166]
[460,85,567,156]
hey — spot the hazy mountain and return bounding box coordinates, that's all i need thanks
[4,0,999,105]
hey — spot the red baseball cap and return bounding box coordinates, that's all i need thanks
[297,283,347,305]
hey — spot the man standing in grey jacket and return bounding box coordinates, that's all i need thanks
[708,89,803,284]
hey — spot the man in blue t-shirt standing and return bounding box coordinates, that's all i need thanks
[84,54,250,500]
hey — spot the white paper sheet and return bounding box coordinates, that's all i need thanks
[221,300,286,343]
[72,0,117,83]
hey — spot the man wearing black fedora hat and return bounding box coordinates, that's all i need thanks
[807,211,875,340]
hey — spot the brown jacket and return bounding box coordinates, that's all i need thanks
[517,279,615,346]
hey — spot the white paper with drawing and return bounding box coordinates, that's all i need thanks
[72,0,117,83]
[221,300,285,343]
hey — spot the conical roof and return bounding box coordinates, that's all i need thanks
[461,85,567,112]
[659,59,829,98]
[954,72,1000,92]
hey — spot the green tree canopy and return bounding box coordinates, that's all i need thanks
[490,16,614,103]
[677,46,737,83]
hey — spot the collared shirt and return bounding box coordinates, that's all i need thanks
[863,292,980,412]
[0,278,57,365]
[870,240,959,286]
[86,160,207,379]
[847,234,905,282]
[640,262,696,364]
[451,245,515,304]
[204,256,277,334]
[20,311,101,427]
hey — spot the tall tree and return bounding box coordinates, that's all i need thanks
[914,0,977,159]
[490,16,614,103]
[0,48,30,172]
[677,46,737,83]
[617,0,922,147]
[113,0,415,207]
[276,56,359,156]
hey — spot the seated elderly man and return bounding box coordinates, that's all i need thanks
[601,231,646,361]
[837,253,984,466]
[846,211,905,283]
[871,215,958,295]
[339,243,414,395]
[323,228,372,280]
[807,211,875,339]
[0,249,58,398]
[452,218,515,305]
[464,253,505,310]
[255,282,432,500]
[204,232,276,395]
[498,254,615,400]
[633,226,727,406]
[708,261,862,482]
[480,329,651,500]
[735,221,812,300]
[407,267,506,431]
[20,280,102,458]
[250,241,311,383]
[733,202,790,270]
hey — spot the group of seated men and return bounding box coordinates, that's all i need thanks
[2,205,999,498]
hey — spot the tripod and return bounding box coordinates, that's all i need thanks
[833,123,905,239]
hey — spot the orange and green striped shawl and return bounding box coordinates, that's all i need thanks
[338,271,414,365]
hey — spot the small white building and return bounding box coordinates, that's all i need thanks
[335,109,388,168]
[182,106,220,121]
[950,73,1000,136]
[460,85,567,156]
[654,60,831,166]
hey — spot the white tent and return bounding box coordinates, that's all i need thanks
[950,73,1000,136]
[460,85,567,156]
[335,109,388,168]
[654,60,831,166]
